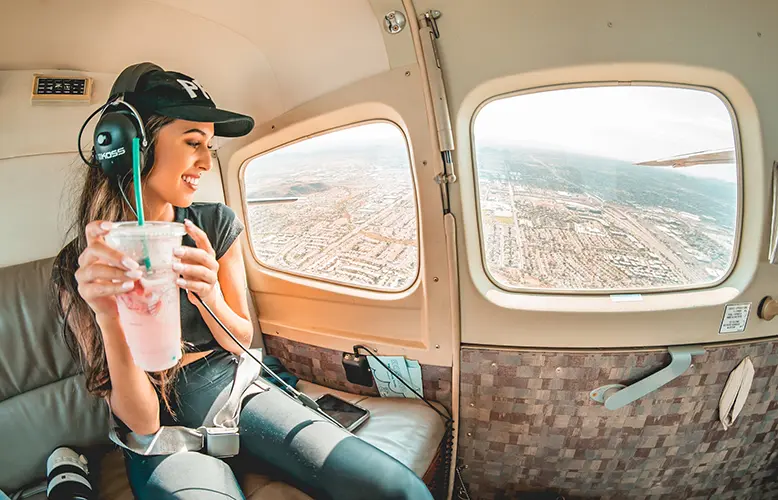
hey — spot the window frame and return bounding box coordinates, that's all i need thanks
[238,118,422,294]
[470,81,744,296]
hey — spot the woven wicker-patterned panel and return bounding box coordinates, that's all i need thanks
[458,341,778,500]
[264,335,453,410]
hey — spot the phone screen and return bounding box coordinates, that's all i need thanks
[316,394,369,430]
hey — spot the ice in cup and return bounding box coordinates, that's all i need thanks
[105,221,186,372]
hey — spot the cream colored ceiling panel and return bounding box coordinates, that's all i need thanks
[367,0,418,68]
[413,0,776,118]
[148,0,390,110]
[0,70,113,160]
[0,0,282,122]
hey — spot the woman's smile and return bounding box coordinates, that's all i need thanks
[181,173,201,191]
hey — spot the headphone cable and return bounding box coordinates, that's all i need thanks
[118,171,139,219]
[77,102,110,167]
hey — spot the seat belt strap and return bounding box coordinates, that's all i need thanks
[107,349,268,458]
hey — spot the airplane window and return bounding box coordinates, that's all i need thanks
[473,85,739,293]
[242,122,419,291]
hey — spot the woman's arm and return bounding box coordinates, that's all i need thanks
[175,220,254,354]
[73,220,162,435]
[98,314,162,435]
[197,240,254,353]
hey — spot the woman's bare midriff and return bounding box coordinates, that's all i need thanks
[181,349,213,366]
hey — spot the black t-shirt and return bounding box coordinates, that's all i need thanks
[174,202,244,351]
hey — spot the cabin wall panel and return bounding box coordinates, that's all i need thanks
[458,341,778,499]
[264,334,452,411]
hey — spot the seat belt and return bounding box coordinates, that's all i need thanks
[107,349,269,458]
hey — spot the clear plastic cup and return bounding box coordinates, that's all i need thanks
[105,222,186,372]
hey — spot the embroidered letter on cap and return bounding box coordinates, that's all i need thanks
[177,79,211,100]
[177,79,200,98]
[192,79,211,100]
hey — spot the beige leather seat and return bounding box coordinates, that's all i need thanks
[0,258,446,499]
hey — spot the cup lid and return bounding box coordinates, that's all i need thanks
[108,221,186,238]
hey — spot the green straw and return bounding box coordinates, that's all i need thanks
[132,137,152,270]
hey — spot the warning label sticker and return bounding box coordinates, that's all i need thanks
[719,303,751,334]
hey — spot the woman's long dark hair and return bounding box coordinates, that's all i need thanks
[51,114,182,414]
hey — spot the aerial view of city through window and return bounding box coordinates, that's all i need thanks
[474,86,738,292]
[243,122,418,291]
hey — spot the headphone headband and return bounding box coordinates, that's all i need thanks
[109,62,164,99]
[105,98,148,148]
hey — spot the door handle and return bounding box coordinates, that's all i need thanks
[590,345,705,410]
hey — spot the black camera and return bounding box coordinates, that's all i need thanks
[46,447,93,500]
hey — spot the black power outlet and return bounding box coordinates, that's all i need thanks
[342,352,374,387]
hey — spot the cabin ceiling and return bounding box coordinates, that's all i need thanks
[0,0,392,122]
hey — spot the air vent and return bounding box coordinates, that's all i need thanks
[31,75,92,104]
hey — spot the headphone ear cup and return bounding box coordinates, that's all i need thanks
[94,111,140,182]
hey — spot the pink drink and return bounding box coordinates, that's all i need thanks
[117,276,181,371]
[106,222,186,372]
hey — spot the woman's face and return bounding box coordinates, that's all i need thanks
[144,119,215,208]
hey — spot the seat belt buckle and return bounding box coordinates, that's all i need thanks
[202,426,240,458]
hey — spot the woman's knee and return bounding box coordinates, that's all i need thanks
[368,460,433,500]
[126,451,244,500]
[320,437,433,500]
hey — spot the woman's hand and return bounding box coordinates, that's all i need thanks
[174,219,220,305]
[75,220,142,320]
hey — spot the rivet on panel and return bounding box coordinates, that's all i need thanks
[271,125,275,130]
[555,367,562,374]
[607,21,613,28]
[433,277,439,282]
[435,344,440,349]
[467,432,472,437]
[469,402,475,407]
[491,362,497,368]
[423,160,428,166]
[757,32,762,37]
[405,70,411,76]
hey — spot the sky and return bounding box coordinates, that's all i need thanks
[474,86,738,182]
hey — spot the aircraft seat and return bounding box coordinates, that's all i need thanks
[0,257,446,499]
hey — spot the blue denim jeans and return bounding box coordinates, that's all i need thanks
[123,349,433,500]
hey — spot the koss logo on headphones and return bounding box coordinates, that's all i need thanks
[96,147,126,161]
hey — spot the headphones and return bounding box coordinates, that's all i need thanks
[78,62,163,184]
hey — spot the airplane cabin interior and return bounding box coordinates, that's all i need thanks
[1,1,777,499]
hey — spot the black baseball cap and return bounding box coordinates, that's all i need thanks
[125,69,255,138]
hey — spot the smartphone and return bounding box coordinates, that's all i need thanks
[315,394,370,431]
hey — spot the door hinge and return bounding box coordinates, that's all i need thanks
[419,9,456,213]
[434,151,456,185]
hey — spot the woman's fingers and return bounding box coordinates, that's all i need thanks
[84,220,114,245]
[184,219,215,256]
[175,276,213,296]
[78,240,138,271]
[173,246,218,271]
[173,261,217,284]
[76,263,140,301]
[78,279,135,301]
[76,263,142,284]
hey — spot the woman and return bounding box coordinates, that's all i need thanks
[52,65,433,500]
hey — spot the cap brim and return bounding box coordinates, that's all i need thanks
[156,105,255,138]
